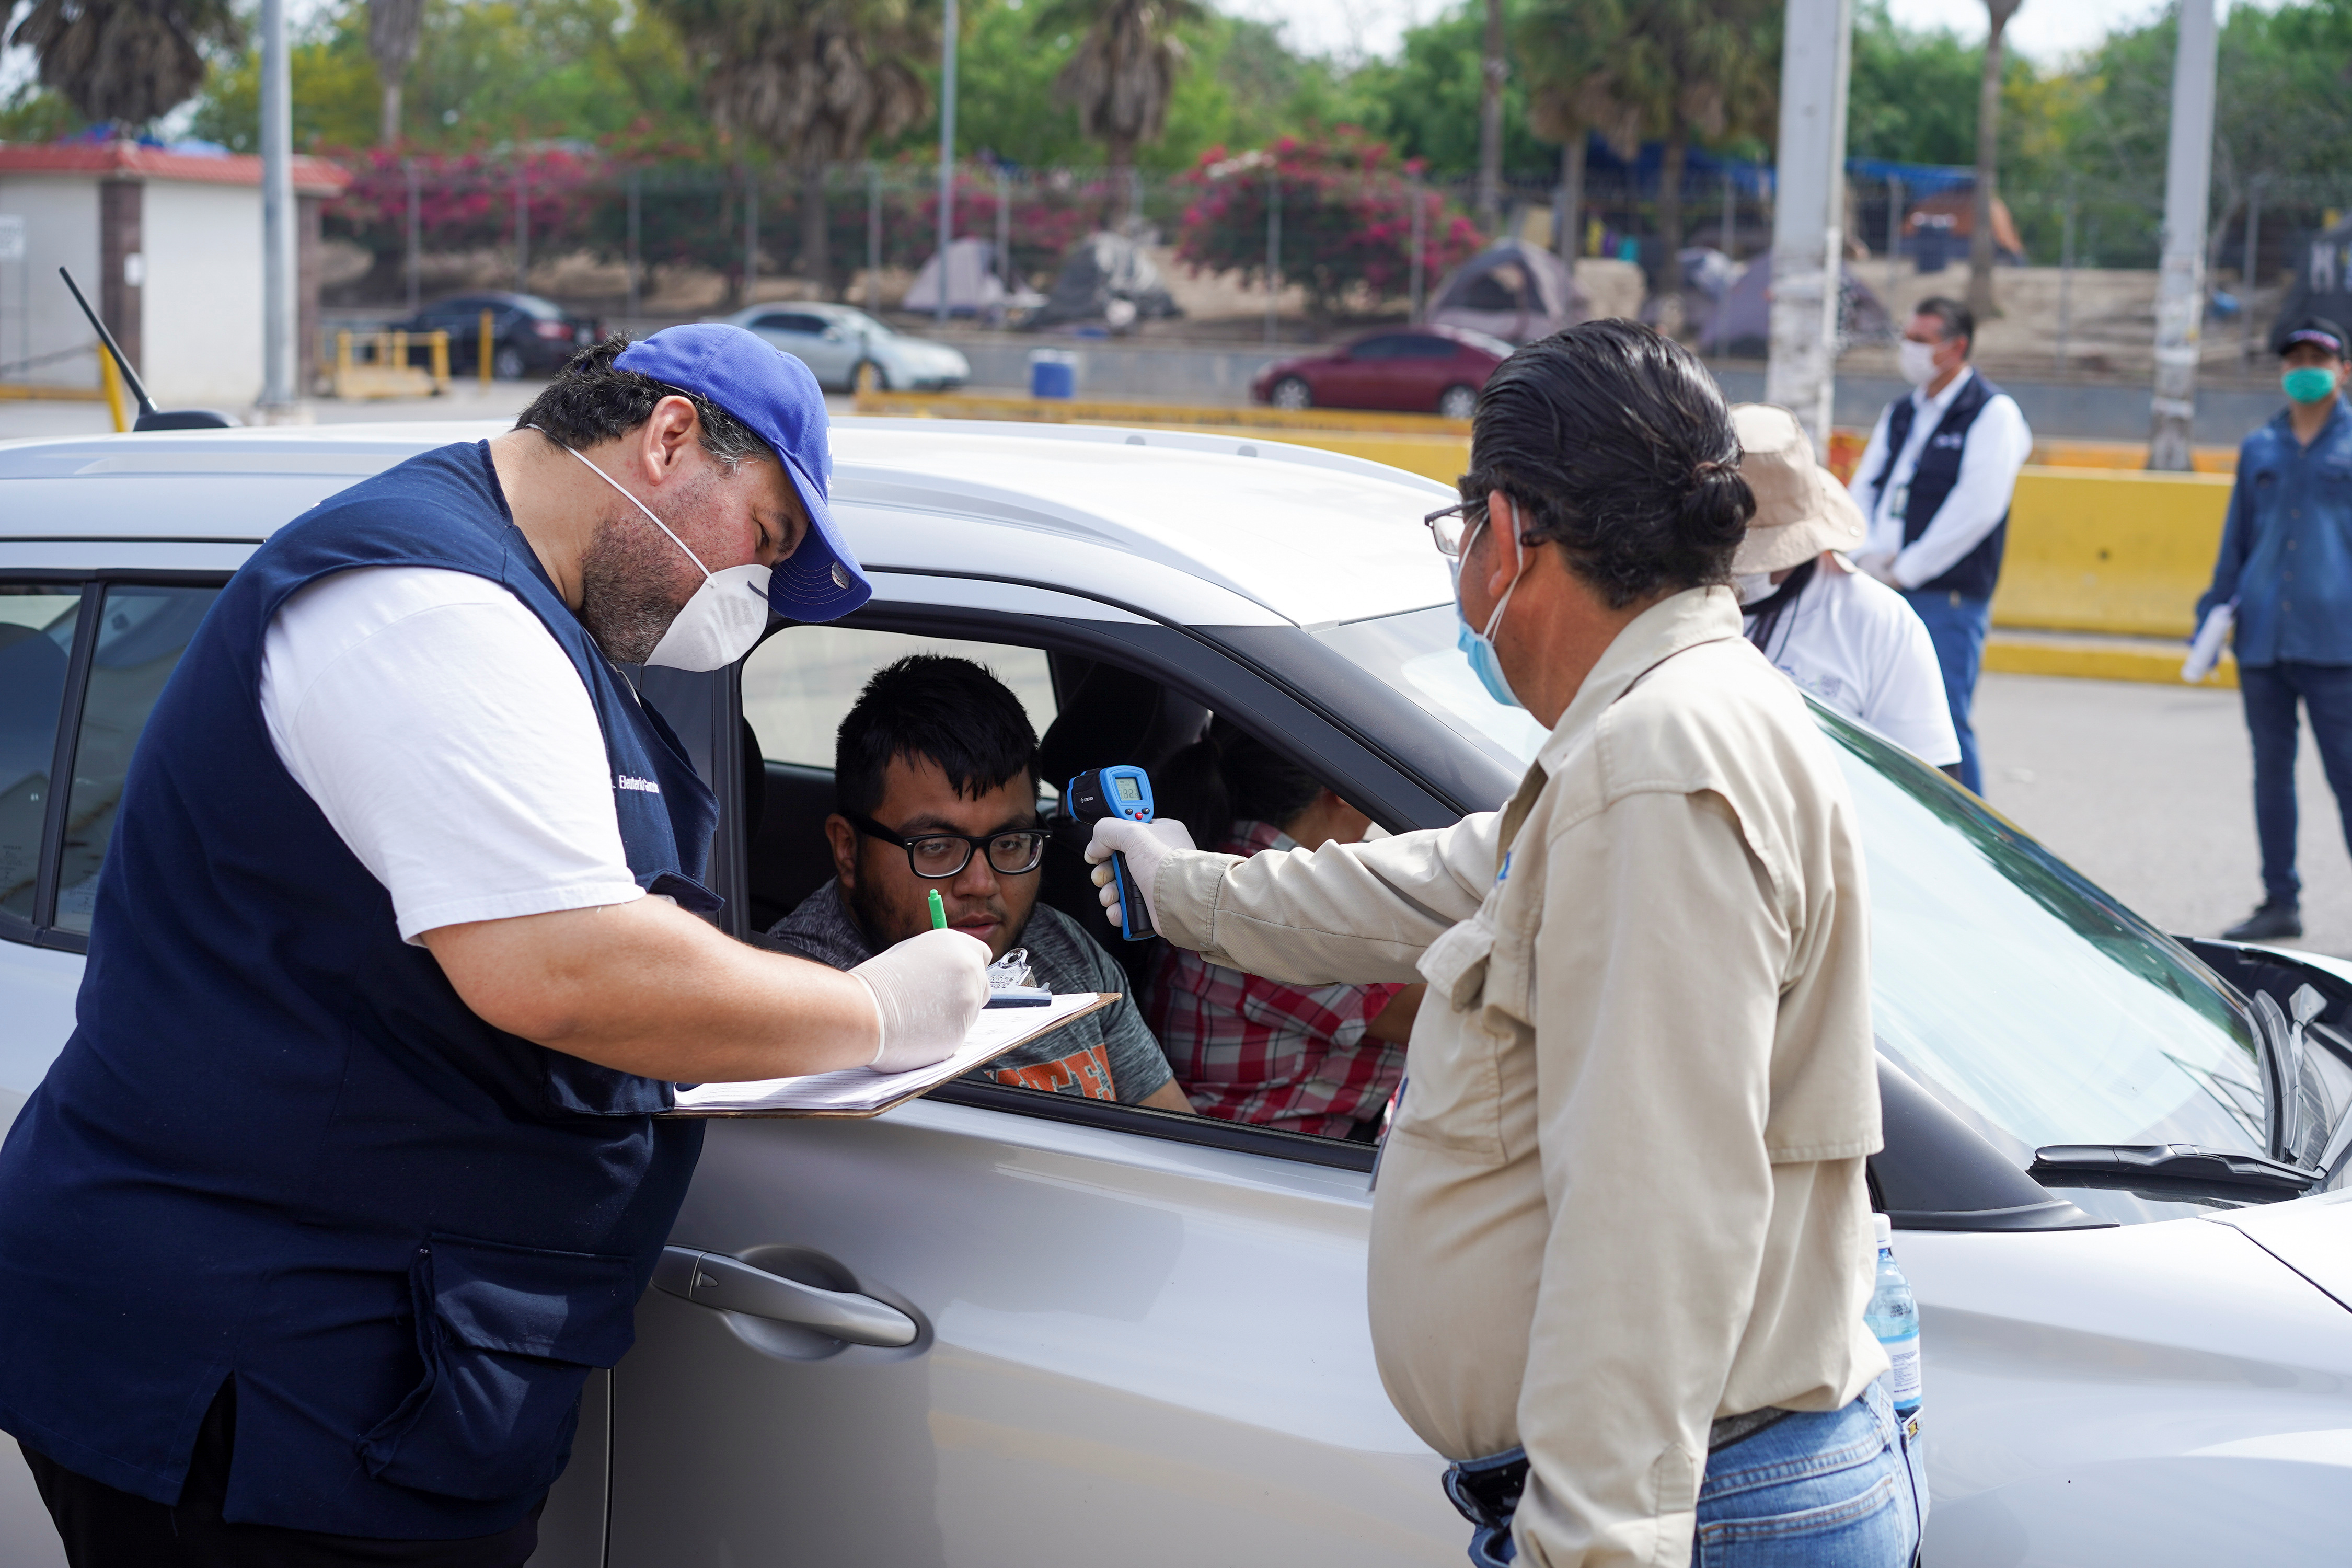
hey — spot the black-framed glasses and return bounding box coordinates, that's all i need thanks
[1423,499,1488,559]
[844,812,1048,880]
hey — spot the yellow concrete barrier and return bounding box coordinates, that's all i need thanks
[1992,465,2233,639]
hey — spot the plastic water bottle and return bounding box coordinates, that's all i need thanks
[1866,1214,1923,1417]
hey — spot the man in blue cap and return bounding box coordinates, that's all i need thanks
[0,326,989,1565]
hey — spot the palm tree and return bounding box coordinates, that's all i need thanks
[1968,0,2023,318]
[8,0,242,128]
[651,0,935,293]
[1034,0,1198,230]
[368,0,426,146]
[1519,0,1631,262]
[1612,0,1776,284]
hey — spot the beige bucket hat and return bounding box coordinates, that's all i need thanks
[1731,402,1866,574]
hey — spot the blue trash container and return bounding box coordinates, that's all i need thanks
[1030,350,1077,400]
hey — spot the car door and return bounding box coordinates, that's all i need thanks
[751,312,851,389]
[598,581,1469,1568]
[1320,336,1396,410]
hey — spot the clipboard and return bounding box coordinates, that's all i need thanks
[664,991,1119,1119]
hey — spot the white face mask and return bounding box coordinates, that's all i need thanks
[549,438,774,671]
[1734,570,1776,605]
[1897,338,1943,387]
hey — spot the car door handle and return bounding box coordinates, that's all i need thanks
[652,1246,917,1347]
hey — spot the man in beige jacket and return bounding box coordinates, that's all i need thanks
[1089,323,1915,1567]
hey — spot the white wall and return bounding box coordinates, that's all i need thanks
[142,180,264,409]
[0,178,101,391]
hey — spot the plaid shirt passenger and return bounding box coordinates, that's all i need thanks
[1143,820,1406,1138]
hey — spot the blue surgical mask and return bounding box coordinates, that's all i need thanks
[1454,512,1527,709]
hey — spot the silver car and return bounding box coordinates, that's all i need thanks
[716,302,970,393]
[2,421,2351,1567]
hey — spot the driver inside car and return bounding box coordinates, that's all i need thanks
[763,653,1193,1111]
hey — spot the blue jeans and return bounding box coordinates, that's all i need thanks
[2239,661,2352,907]
[1902,588,1992,796]
[1448,1380,1923,1568]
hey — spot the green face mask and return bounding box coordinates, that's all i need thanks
[2284,366,2341,404]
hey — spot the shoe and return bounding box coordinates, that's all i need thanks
[2223,901,2303,942]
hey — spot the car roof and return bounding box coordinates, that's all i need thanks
[0,419,1454,629]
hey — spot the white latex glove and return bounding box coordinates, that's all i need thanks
[1853,551,1904,589]
[849,927,991,1073]
[1083,817,1197,931]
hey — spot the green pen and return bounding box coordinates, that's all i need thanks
[928,889,947,930]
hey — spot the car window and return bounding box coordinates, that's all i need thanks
[0,587,84,927]
[742,627,1056,769]
[1316,603,2268,1163]
[51,586,220,934]
[1349,337,1402,360]
[1398,336,1458,359]
[759,314,829,338]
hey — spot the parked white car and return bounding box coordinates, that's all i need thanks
[3,421,2351,1567]
[714,302,970,392]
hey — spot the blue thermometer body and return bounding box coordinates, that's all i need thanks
[1066,765,1156,941]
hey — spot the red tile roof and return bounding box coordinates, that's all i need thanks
[0,142,349,196]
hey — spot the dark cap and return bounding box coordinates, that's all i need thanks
[614,324,871,621]
[2277,317,2347,360]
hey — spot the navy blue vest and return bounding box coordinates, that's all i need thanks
[0,443,715,1537]
[1864,371,2010,600]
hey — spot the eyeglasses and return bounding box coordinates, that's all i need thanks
[1423,499,1489,559]
[845,812,1049,880]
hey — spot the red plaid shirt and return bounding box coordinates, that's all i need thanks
[1143,820,1407,1138]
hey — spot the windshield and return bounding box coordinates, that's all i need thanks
[829,308,894,338]
[1317,604,2267,1164]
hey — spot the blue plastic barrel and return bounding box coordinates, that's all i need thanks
[1030,350,1078,400]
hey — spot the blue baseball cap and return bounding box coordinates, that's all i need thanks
[614,324,871,621]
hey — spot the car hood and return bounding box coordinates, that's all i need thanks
[886,340,968,372]
[2207,1187,2352,1312]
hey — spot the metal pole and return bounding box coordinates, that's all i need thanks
[259,0,295,408]
[626,169,641,322]
[1721,163,1736,259]
[1885,173,1901,303]
[1264,169,1281,348]
[2241,177,2262,368]
[405,157,421,318]
[995,167,1011,327]
[1409,172,1426,322]
[2056,195,2076,374]
[514,160,529,293]
[744,164,758,299]
[1764,0,1855,453]
[936,0,958,327]
[2149,0,2219,470]
[867,163,882,312]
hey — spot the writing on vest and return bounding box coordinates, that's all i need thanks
[1862,372,2010,600]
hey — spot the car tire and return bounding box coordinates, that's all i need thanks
[852,360,887,395]
[1438,384,1479,420]
[1270,377,1313,411]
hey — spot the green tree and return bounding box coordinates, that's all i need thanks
[1610,0,1778,269]
[1347,0,1550,178]
[1517,0,1630,259]
[7,0,243,128]
[368,0,425,144]
[1967,0,2021,318]
[1031,0,1198,225]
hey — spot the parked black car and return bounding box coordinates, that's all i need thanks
[389,291,602,379]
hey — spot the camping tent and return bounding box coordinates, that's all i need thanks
[1427,240,1588,344]
[2273,214,2352,349]
[902,237,1045,318]
[1681,253,1894,359]
[1032,232,1181,328]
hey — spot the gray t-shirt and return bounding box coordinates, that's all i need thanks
[764,882,1174,1104]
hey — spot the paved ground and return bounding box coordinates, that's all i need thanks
[1974,672,2352,959]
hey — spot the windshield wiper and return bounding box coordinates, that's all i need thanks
[2032,1143,2316,1192]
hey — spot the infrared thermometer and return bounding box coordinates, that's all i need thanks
[1066,765,1156,941]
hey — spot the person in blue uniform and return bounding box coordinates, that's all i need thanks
[0,325,990,1566]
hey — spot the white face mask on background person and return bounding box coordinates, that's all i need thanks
[548,436,774,671]
[1897,338,1943,387]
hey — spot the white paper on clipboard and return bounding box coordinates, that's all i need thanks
[667,991,1115,1117]
[2184,602,2235,684]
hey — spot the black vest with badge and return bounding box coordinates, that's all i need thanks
[1863,371,2010,600]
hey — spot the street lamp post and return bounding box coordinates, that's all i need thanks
[936,0,958,327]
[1764,0,1855,454]
[2148,0,2218,471]
[258,0,296,410]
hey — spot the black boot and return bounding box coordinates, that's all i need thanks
[2224,901,2304,942]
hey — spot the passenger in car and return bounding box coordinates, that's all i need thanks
[763,654,1192,1111]
[1146,719,1422,1139]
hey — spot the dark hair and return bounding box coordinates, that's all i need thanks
[1911,296,1975,354]
[1457,319,1752,609]
[835,655,1039,818]
[1154,718,1320,841]
[515,335,770,469]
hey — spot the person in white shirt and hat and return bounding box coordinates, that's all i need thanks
[1733,402,1962,779]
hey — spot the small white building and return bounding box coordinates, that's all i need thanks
[0,142,349,411]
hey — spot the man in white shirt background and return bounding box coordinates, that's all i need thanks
[1847,297,2033,794]
[1733,402,1962,776]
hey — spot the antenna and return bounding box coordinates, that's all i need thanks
[58,266,157,420]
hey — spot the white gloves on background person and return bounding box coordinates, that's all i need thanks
[850,928,991,1072]
[1083,818,1198,931]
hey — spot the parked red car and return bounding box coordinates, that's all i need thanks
[1250,325,1512,418]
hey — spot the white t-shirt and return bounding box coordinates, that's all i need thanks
[1743,554,1962,767]
[259,566,645,943]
